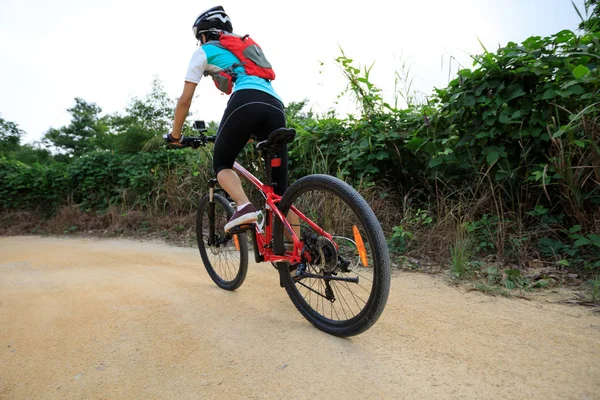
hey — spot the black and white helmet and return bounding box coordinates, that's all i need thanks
[192,6,232,40]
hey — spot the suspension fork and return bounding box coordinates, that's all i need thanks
[208,178,218,246]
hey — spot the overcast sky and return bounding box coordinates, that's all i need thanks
[0,0,587,143]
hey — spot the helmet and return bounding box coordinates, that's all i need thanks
[192,6,232,40]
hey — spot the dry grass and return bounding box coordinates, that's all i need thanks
[0,211,42,236]
[0,206,198,247]
[2,163,598,279]
[355,180,403,235]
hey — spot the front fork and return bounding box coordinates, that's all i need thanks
[207,178,262,264]
[208,178,217,246]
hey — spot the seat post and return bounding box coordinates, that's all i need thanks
[255,128,296,194]
[262,148,280,189]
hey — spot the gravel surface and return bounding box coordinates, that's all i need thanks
[1,236,599,399]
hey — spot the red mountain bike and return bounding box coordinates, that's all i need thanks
[176,121,390,337]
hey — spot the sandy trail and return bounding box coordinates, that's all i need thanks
[0,236,598,399]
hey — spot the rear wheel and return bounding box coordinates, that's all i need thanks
[274,175,391,337]
[196,193,248,290]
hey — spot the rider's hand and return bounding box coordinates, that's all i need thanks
[164,132,184,145]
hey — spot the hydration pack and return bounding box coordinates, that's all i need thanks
[205,33,276,95]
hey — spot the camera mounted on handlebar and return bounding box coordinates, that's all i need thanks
[193,120,208,133]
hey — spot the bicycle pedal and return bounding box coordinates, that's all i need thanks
[229,223,255,234]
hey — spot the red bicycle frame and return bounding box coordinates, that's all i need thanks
[232,161,334,265]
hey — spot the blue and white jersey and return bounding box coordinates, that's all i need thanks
[184,42,282,103]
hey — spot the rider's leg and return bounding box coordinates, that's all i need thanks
[212,95,254,212]
[213,90,286,231]
[218,167,256,232]
[217,169,249,207]
[286,212,301,241]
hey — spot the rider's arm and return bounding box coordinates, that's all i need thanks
[171,47,208,139]
[171,81,197,139]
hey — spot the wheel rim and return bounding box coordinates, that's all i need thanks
[283,187,379,325]
[199,200,244,284]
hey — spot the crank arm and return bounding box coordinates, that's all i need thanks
[215,233,231,246]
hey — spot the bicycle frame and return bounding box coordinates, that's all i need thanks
[179,133,336,266]
[232,161,335,265]
[179,127,390,336]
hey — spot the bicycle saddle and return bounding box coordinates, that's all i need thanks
[256,128,296,152]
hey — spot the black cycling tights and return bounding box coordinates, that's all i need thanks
[213,89,287,195]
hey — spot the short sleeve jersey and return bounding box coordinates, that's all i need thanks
[184,42,282,103]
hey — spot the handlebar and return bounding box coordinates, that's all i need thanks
[167,120,216,149]
[179,135,216,149]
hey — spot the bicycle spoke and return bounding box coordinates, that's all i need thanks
[277,174,390,336]
[283,186,385,325]
[339,280,367,308]
[340,272,372,296]
[346,268,374,284]
[197,194,247,291]
[331,281,351,320]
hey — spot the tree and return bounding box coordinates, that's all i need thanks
[0,116,25,156]
[14,143,52,164]
[285,100,315,122]
[43,98,109,157]
[0,116,52,164]
[108,77,176,154]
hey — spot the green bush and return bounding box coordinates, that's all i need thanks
[1,10,599,270]
[0,149,214,215]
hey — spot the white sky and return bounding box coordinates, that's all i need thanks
[0,0,586,143]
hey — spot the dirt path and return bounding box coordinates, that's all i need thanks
[0,236,598,399]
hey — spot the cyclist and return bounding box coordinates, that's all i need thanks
[165,6,286,232]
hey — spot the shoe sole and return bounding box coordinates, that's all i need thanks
[224,212,258,233]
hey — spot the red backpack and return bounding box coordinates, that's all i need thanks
[206,33,276,94]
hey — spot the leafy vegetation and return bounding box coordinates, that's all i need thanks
[1,3,599,295]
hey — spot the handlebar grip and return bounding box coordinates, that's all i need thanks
[180,137,194,146]
[167,135,216,149]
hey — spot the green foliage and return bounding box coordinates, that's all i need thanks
[108,77,177,154]
[425,29,599,183]
[450,225,473,278]
[501,269,529,290]
[485,266,501,285]
[320,18,599,267]
[43,98,109,158]
[0,116,24,156]
[11,144,52,164]
[576,0,600,33]
[528,204,600,268]
[0,148,213,215]
[2,10,599,275]
[336,49,387,115]
[588,275,600,301]
[537,224,600,266]
[465,215,500,254]
[388,226,414,254]
[0,158,69,215]
[0,116,51,164]
[37,78,179,158]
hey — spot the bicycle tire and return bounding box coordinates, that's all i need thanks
[196,193,248,291]
[274,174,391,337]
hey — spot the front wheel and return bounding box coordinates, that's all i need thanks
[196,193,248,291]
[274,175,391,337]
